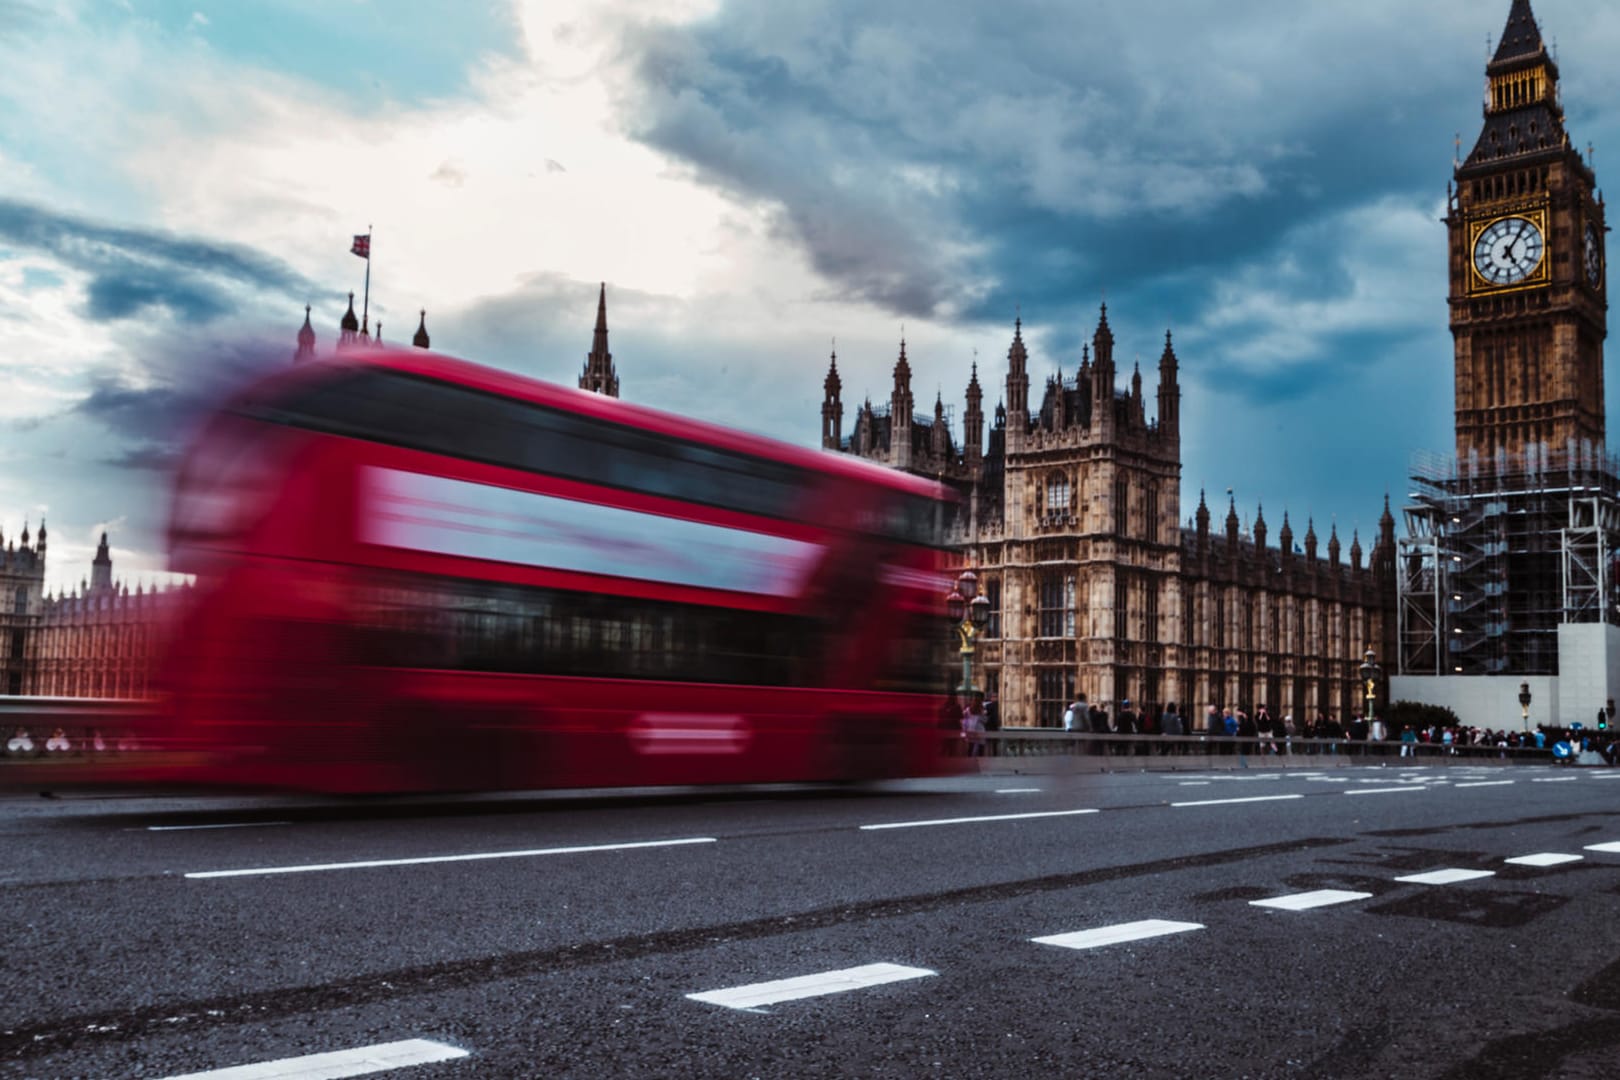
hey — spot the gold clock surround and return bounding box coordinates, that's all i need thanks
[1466,206,1551,295]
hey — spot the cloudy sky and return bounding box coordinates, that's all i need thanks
[3,0,1619,592]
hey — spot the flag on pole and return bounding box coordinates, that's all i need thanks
[351,234,371,259]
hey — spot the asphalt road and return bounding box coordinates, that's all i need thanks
[2,759,1618,1079]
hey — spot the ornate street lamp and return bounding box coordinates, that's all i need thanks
[1359,646,1381,729]
[947,570,991,697]
[1519,681,1532,729]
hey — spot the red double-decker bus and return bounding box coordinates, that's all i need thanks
[154,348,952,793]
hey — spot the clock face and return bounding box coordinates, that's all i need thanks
[1473,216,1545,287]
[1586,223,1604,287]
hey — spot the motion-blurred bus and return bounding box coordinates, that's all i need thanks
[154,348,952,793]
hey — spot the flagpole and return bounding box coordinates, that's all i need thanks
[361,225,372,330]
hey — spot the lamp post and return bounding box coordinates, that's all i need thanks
[1359,646,1382,729]
[946,570,991,698]
[1519,681,1532,730]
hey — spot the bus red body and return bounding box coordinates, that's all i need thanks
[154,348,954,793]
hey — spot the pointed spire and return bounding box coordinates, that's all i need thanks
[1491,0,1544,66]
[1225,494,1240,545]
[579,283,619,397]
[413,309,431,349]
[1350,529,1364,570]
[593,282,609,350]
[1304,517,1319,561]
[1253,503,1268,551]
[1093,302,1114,365]
[824,346,841,394]
[294,304,317,363]
[19,520,28,546]
[1279,511,1295,558]
[1195,489,1210,535]
[340,292,359,332]
[1328,523,1341,565]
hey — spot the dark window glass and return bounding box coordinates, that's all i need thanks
[352,571,939,692]
[242,369,939,546]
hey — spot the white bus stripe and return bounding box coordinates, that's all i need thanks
[186,837,715,879]
[159,1038,467,1079]
[1032,920,1204,950]
[1170,795,1303,808]
[687,963,935,1010]
[860,809,1099,831]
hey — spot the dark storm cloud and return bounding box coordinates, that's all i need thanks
[0,198,318,324]
[69,338,289,451]
[617,0,1527,392]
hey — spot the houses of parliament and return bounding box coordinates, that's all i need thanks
[821,311,1398,727]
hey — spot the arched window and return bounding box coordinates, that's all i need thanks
[1045,472,1070,514]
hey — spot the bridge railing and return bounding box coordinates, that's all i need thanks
[957,730,1563,766]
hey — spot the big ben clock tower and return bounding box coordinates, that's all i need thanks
[1450,0,1607,470]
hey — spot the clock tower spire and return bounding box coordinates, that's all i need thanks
[1449,0,1607,471]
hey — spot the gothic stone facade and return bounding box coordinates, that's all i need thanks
[0,526,187,699]
[822,308,1398,727]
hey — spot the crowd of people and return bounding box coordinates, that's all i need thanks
[943,696,1620,765]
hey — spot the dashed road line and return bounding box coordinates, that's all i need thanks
[1032,919,1203,951]
[1455,780,1514,788]
[860,809,1099,831]
[145,822,292,832]
[1346,786,1428,796]
[158,1038,468,1079]
[1251,889,1373,911]
[1504,853,1584,867]
[1584,842,1620,853]
[994,788,1043,794]
[686,963,935,1010]
[1532,777,1581,783]
[185,837,717,879]
[1394,869,1497,885]
[1170,795,1304,808]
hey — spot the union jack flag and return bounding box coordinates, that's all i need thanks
[350,234,371,259]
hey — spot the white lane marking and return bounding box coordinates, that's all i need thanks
[1251,889,1373,911]
[185,837,716,879]
[1455,780,1514,788]
[159,1038,468,1079]
[1591,773,1620,779]
[995,788,1043,794]
[1177,781,1212,786]
[1585,842,1620,853]
[1032,919,1204,950]
[1505,853,1584,867]
[686,963,935,1010]
[1532,777,1581,783]
[145,822,292,832]
[1345,787,1428,796]
[1395,869,1497,885]
[1170,795,1305,808]
[860,809,1099,831]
